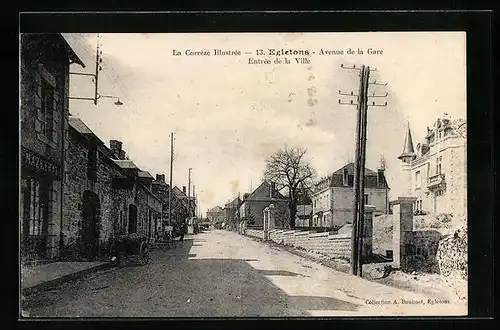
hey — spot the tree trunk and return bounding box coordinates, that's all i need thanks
[289,199,297,230]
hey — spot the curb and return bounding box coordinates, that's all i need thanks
[21,262,115,297]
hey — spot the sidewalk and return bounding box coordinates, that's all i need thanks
[21,261,114,296]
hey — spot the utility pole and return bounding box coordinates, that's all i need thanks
[339,64,388,277]
[188,168,192,220]
[93,34,100,105]
[168,132,174,226]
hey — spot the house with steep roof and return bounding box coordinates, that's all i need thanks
[398,117,466,218]
[206,206,225,227]
[238,181,289,227]
[311,163,390,229]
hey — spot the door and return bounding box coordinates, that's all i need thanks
[21,176,49,261]
[128,204,138,234]
[81,191,101,260]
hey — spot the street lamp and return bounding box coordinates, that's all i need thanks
[69,92,123,106]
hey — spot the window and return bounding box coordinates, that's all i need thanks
[436,156,442,175]
[364,194,369,205]
[415,171,421,188]
[40,79,55,141]
[343,168,349,186]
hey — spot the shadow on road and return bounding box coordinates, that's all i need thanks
[23,234,363,317]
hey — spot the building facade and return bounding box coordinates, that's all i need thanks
[64,126,162,261]
[238,182,289,228]
[20,34,85,261]
[398,117,467,219]
[63,118,134,260]
[206,206,225,226]
[311,163,390,229]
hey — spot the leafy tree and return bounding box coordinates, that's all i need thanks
[263,146,316,229]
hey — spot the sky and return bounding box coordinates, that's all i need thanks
[63,32,466,215]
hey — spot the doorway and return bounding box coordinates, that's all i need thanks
[81,190,101,261]
[128,204,138,234]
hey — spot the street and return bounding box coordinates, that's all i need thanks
[22,230,465,317]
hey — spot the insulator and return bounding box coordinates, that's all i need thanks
[340,64,344,68]
[100,58,103,63]
[373,102,375,105]
[384,102,388,106]
[350,100,353,104]
[350,91,353,95]
[338,99,341,104]
[353,65,356,68]
[99,67,102,71]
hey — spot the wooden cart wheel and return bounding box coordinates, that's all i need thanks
[138,241,150,265]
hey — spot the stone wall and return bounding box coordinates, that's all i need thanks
[63,134,132,260]
[247,229,351,261]
[436,224,467,300]
[246,229,264,239]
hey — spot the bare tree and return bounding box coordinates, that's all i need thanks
[263,146,316,229]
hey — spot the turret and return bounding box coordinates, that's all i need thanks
[398,122,416,196]
[398,123,416,164]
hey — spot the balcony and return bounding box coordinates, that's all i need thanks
[427,173,445,189]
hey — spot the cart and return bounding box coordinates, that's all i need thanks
[109,233,150,267]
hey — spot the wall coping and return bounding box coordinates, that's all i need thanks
[294,231,310,236]
[282,231,296,235]
[309,232,329,238]
[328,233,351,239]
[389,197,418,205]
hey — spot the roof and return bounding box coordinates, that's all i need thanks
[113,160,140,170]
[398,123,416,160]
[138,171,154,179]
[226,197,241,207]
[244,181,286,201]
[332,163,377,176]
[207,206,224,213]
[60,34,86,68]
[68,117,94,135]
[172,186,187,198]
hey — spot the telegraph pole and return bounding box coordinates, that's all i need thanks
[93,34,100,105]
[188,168,192,219]
[168,133,174,226]
[339,64,388,277]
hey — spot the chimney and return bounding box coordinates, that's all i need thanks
[110,140,122,159]
[182,186,186,194]
[119,150,126,160]
[269,182,275,198]
[156,174,165,182]
[377,169,384,188]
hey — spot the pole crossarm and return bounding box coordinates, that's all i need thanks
[339,100,358,106]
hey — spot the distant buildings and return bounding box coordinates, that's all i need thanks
[206,206,225,227]
[238,181,289,228]
[398,117,467,218]
[311,163,390,229]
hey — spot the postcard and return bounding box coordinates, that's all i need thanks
[20,31,467,317]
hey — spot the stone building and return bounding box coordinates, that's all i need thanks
[398,116,467,219]
[238,182,289,228]
[206,206,225,227]
[63,123,162,261]
[20,34,85,261]
[111,145,162,243]
[151,174,170,233]
[63,117,134,260]
[311,163,390,229]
